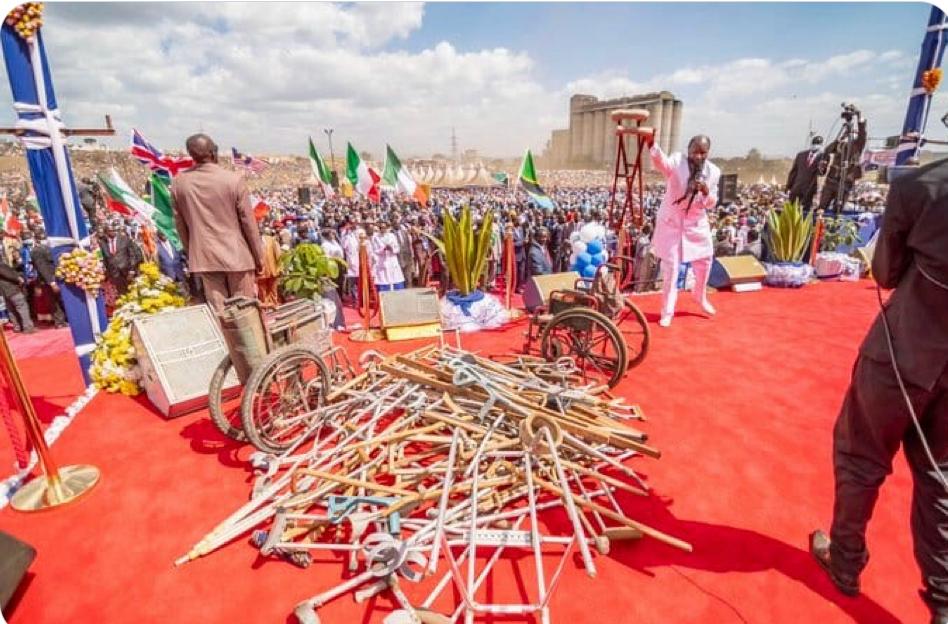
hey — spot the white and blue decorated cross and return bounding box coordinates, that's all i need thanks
[896,6,948,166]
[1,10,111,384]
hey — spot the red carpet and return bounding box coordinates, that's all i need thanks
[0,281,926,623]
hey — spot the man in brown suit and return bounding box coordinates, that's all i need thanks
[811,158,948,624]
[171,134,263,312]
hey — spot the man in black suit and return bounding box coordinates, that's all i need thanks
[99,221,142,296]
[811,157,948,624]
[786,136,825,212]
[527,227,553,277]
[0,251,33,333]
[818,109,868,214]
[392,216,414,288]
[29,230,66,327]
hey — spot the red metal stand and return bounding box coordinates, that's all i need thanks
[607,109,653,232]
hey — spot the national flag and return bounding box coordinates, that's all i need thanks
[148,174,182,249]
[98,167,156,225]
[0,194,21,236]
[130,129,194,179]
[346,143,380,202]
[231,147,269,174]
[492,172,509,186]
[382,145,427,206]
[308,137,335,199]
[518,150,554,209]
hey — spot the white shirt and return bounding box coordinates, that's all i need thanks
[370,231,405,286]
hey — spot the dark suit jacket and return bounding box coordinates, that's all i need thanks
[859,158,948,390]
[171,162,263,273]
[30,243,57,285]
[786,150,822,199]
[156,241,186,283]
[0,255,23,298]
[99,235,142,279]
[527,241,552,277]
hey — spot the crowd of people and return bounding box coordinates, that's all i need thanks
[0,138,889,334]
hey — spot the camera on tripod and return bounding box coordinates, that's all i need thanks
[841,102,860,121]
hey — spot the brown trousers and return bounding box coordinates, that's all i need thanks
[831,354,948,617]
[198,270,256,313]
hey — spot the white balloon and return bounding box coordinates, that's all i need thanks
[569,231,581,243]
[579,226,596,243]
[600,249,609,262]
[571,240,587,255]
[569,252,578,266]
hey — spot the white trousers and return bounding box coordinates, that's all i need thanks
[660,251,712,318]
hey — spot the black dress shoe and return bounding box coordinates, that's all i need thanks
[809,530,860,597]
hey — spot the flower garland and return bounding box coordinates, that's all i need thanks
[5,3,43,41]
[55,247,105,295]
[89,262,186,396]
[922,68,943,95]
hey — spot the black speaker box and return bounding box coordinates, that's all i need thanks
[0,530,36,610]
[718,173,738,205]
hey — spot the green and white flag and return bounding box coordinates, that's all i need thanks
[308,137,335,199]
[99,167,156,223]
[382,144,427,205]
[148,174,182,249]
[346,142,380,202]
[518,149,554,209]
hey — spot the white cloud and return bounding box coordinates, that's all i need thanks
[0,3,927,160]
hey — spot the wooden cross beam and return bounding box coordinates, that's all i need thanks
[0,114,115,137]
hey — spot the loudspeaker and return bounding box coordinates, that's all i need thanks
[379,288,441,328]
[718,173,738,205]
[132,305,238,418]
[523,272,580,311]
[0,530,36,610]
[708,255,766,290]
[298,186,312,205]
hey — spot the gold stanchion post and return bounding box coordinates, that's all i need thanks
[2,330,100,512]
[809,210,825,267]
[350,232,383,342]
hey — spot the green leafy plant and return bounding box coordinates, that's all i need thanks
[279,243,346,299]
[766,199,813,263]
[819,216,861,252]
[424,206,494,296]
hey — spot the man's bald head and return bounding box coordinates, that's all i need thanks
[185,134,218,164]
[688,135,711,151]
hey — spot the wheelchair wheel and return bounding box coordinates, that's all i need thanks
[616,299,650,369]
[540,307,628,388]
[240,345,331,453]
[208,355,246,441]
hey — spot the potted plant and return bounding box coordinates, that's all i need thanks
[279,243,345,300]
[425,206,508,330]
[764,199,814,287]
[819,216,861,252]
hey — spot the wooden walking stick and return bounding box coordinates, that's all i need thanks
[1,330,100,512]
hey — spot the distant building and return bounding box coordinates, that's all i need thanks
[544,91,683,168]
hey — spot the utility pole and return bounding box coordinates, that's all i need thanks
[451,127,458,163]
[323,128,335,171]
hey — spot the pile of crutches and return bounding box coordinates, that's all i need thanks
[176,345,691,624]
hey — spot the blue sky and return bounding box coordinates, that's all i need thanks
[10,2,945,159]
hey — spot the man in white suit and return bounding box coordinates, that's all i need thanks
[645,132,721,327]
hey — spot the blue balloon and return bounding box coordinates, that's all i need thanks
[585,240,603,255]
[581,264,598,278]
[576,252,592,267]
[590,253,605,266]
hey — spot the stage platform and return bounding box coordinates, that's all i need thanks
[0,280,927,623]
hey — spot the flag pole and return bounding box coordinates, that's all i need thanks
[350,232,382,342]
[503,225,523,319]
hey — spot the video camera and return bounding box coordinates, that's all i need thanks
[841,102,860,122]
